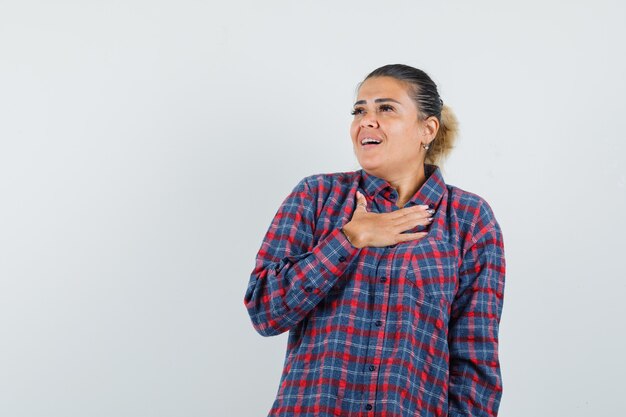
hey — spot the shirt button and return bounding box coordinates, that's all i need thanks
[380,277,387,283]
[338,256,346,262]
[369,365,376,371]
[365,404,373,411]
[375,320,382,327]
[304,286,313,293]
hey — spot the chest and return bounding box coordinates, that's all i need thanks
[313,185,462,301]
[347,238,460,307]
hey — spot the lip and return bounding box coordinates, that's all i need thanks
[358,132,384,146]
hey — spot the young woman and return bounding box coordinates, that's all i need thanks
[244,64,506,417]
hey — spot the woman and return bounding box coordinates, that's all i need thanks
[244,64,506,417]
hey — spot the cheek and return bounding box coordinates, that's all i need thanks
[349,122,359,140]
[395,124,420,143]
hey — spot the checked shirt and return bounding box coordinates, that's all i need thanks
[244,163,506,417]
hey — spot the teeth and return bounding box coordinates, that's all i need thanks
[361,138,382,145]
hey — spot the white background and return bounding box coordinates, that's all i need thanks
[1,1,625,416]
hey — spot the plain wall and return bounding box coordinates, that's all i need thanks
[1,1,625,416]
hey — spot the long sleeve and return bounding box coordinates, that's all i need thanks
[447,205,506,417]
[243,177,360,337]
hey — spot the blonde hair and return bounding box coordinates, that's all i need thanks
[424,103,459,166]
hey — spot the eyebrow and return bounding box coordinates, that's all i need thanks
[353,98,403,107]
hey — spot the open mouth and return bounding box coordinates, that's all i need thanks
[361,137,382,147]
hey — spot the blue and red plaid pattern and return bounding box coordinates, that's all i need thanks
[244,164,506,417]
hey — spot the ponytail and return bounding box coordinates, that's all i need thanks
[425,103,459,166]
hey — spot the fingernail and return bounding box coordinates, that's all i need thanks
[427,209,435,214]
[419,204,429,208]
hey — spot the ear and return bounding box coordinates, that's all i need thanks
[422,115,440,141]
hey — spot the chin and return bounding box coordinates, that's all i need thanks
[358,163,384,177]
[357,157,382,170]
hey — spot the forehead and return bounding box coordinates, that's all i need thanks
[356,76,413,102]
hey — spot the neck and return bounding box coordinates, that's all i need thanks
[384,163,428,208]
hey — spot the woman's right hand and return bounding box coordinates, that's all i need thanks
[341,190,434,248]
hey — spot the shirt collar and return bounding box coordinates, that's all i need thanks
[359,163,446,209]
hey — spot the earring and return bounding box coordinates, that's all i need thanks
[422,143,430,150]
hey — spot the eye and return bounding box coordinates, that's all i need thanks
[350,107,364,116]
[351,104,394,116]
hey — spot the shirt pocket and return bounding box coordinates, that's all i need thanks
[405,238,458,306]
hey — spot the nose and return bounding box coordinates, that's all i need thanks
[360,112,379,128]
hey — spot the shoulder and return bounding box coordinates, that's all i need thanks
[298,170,359,196]
[445,183,502,251]
[447,184,497,225]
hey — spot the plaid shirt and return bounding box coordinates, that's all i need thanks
[244,164,506,417]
